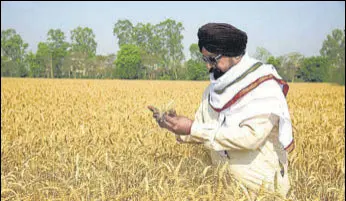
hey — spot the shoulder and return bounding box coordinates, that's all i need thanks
[244,78,283,99]
[254,79,283,95]
[241,62,286,101]
[228,79,284,112]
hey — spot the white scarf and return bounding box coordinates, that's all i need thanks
[209,53,294,151]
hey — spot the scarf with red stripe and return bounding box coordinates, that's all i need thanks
[209,53,294,152]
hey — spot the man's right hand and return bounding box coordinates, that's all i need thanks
[147,105,177,128]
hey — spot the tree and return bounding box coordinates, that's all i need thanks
[186,60,208,80]
[105,54,116,78]
[133,23,153,51]
[1,55,16,77]
[156,19,185,73]
[69,27,97,78]
[189,43,203,61]
[280,52,304,82]
[62,51,89,78]
[132,22,163,79]
[254,47,272,63]
[92,55,107,78]
[156,19,185,80]
[267,56,286,79]
[47,29,69,78]
[25,51,41,77]
[36,42,52,78]
[114,44,142,79]
[267,56,281,68]
[297,56,330,82]
[112,19,186,80]
[1,28,28,77]
[320,28,345,85]
[113,19,135,47]
[185,43,208,80]
[70,27,97,58]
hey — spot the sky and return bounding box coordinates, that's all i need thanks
[1,1,345,60]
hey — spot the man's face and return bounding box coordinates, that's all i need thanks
[201,47,232,73]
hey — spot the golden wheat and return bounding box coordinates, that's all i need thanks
[1,78,345,200]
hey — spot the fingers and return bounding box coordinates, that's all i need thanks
[148,105,161,122]
[157,116,175,132]
[159,121,175,133]
[164,115,177,124]
[168,109,177,117]
[148,106,177,133]
[148,105,159,113]
[162,115,175,127]
[147,105,154,112]
[153,113,160,119]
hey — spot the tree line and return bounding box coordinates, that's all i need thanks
[1,19,345,85]
[254,29,345,85]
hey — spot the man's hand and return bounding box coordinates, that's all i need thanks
[162,115,193,135]
[148,105,192,135]
[147,105,162,122]
[148,105,176,124]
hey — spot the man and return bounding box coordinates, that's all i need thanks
[149,23,294,199]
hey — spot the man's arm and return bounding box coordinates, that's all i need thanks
[174,103,204,144]
[173,86,210,144]
[188,113,279,151]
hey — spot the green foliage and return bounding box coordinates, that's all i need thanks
[297,56,330,82]
[1,29,28,62]
[156,19,185,69]
[276,52,304,82]
[267,55,290,81]
[186,60,208,80]
[47,29,69,78]
[113,18,185,79]
[1,56,18,77]
[1,28,28,77]
[71,27,97,58]
[113,19,135,47]
[159,73,173,80]
[36,42,52,78]
[25,51,41,77]
[320,29,345,68]
[267,56,281,69]
[133,23,154,51]
[189,44,202,62]
[254,47,272,63]
[267,56,285,80]
[320,28,345,85]
[184,43,208,80]
[94,54,116,79]
[114,44,142,79]
[2,22,344,83]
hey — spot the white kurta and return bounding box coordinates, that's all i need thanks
[176,79,291,198]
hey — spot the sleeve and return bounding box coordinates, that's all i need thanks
[174,102,204,144]
[188,113,279,151]
[174,86,210,144]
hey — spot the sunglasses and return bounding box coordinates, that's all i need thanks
[202,54,222,64]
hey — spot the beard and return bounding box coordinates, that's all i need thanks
[209,67,225,80]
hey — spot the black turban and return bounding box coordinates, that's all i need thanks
[198,23,247,57]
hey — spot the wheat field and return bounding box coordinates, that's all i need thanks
[1,78,345,201]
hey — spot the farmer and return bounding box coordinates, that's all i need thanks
[150,23,294,199]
